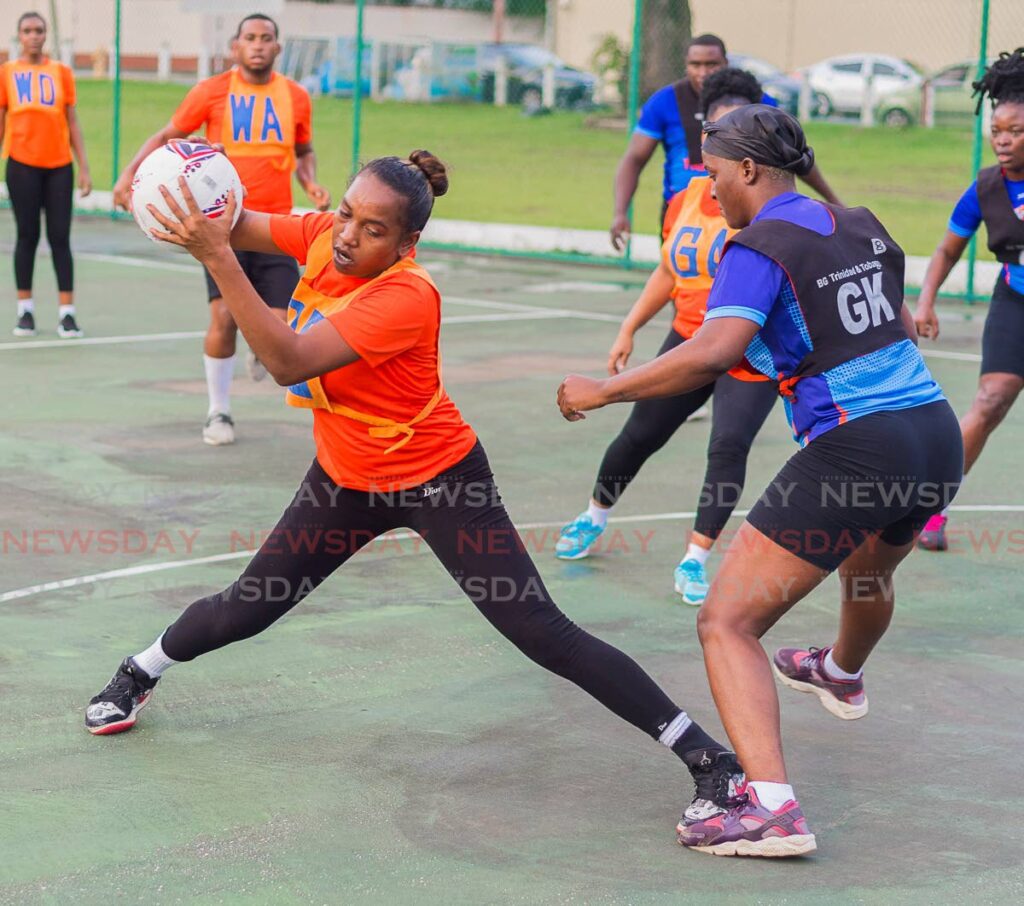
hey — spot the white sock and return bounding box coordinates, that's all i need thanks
[685,542,710,566]
[131,636,178,678]
[657,710,692,748]
[58,303,75,318]
[17,298,33,316]
[204,353,235,415]
[748,780,795,811]
[586,500,610,528]
[824,648,862,681]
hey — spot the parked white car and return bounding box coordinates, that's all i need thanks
[805,54,923,117]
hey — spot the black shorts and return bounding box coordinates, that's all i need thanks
[747,401,963,571]
[203,250,299,309]
[981,277,1024,378]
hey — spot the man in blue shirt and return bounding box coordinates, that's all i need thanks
[610,34,840,249]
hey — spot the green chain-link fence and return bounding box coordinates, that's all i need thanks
[6,0,1024,295]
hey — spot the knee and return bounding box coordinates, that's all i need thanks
[696,598,761,649]
[972,382,1018,428]
[504,613,577,676]
[208,302,236,337]
[17,223,41,245]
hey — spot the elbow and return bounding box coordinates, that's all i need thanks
[271,364,305,388]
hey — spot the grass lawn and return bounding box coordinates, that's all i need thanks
[77,79,994,257]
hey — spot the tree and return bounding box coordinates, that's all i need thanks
[639,0,692,100]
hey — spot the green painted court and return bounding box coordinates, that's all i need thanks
[1,215,1022,904]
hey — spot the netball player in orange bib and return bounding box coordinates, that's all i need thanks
[555,70,777,606]
[0,11,91,338]
[85,150,753,836]
[113,13,330,446]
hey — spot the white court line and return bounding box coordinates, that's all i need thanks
[0,330,206,351]
[920,349,982,363]
[2,504,1021,604]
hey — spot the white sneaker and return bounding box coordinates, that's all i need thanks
[203,412,235,446]
[246,349,267,382]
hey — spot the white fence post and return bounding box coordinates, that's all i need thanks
[157,42,171,82]
[542,62,556,109]
[494,53,508,107]
[197,46,210,81]
[859,70,875,127]
[60,39,73,68]
[923,80,935,128]
[370,40,382,101]
[798,71,812,121]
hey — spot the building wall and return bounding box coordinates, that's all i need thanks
[0,0,542,72]
[552,0,1023,74]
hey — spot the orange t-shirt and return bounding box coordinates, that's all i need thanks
[661,180,768,383]
[0,58,75,167]
[172,70,312,214]
[269,212,478,491]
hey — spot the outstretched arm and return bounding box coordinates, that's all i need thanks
[607,260,676,374]
[611,133,659,250]
[913,230,970,341]
[558,316,760,419]
[295,141,331,211]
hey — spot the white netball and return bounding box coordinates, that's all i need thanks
[130,141,243,244]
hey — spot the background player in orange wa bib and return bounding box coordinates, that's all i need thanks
[112,12,331,447]
[0,10,91,339]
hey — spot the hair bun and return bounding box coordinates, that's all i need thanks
[409,149,449,198]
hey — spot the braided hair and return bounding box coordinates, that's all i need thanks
[972,47,1024,114]
[700,66,764,120]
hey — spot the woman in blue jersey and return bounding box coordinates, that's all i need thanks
[558,105,962,857]
[914,49,1024,552]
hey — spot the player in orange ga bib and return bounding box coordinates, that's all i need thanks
[555,69,785,605]
[0,11,91,339]
[112,12,331,448]
[85,150,753,834]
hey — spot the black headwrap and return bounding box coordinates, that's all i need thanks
[702,104,815,176]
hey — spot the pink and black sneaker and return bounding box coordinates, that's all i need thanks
[677,786,816,857]
[917,513,948,551]
[772,646,868,720]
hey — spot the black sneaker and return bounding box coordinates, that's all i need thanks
[678,748,747,828]
[12,310,35,337]
[57,312,83,338]
[85,658,158,735]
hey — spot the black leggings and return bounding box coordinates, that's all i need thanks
[161,442,685,740]
[593,329,777,538]
[6,158,74,293]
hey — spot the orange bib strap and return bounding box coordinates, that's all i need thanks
[284,253,443,454]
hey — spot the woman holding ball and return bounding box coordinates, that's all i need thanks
[0,10,90,337]
[85,150,749,838]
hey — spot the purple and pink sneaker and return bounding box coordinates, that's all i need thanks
[677,786,816,857]
[918,512,948,551]
[772,645,868,720]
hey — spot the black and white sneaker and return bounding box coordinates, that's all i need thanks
[13,310,36,337]
[678,748,747,827]
[85,658,158,735]
[57,312,83,338]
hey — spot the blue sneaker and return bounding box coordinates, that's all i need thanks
[674,558,709,606]
[554,512,605,560]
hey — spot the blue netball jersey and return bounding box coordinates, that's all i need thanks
[949,175,1024,293]
[635,87,777,202]
[704,193,945,446]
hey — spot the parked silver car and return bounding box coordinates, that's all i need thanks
[804,53,923,117]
